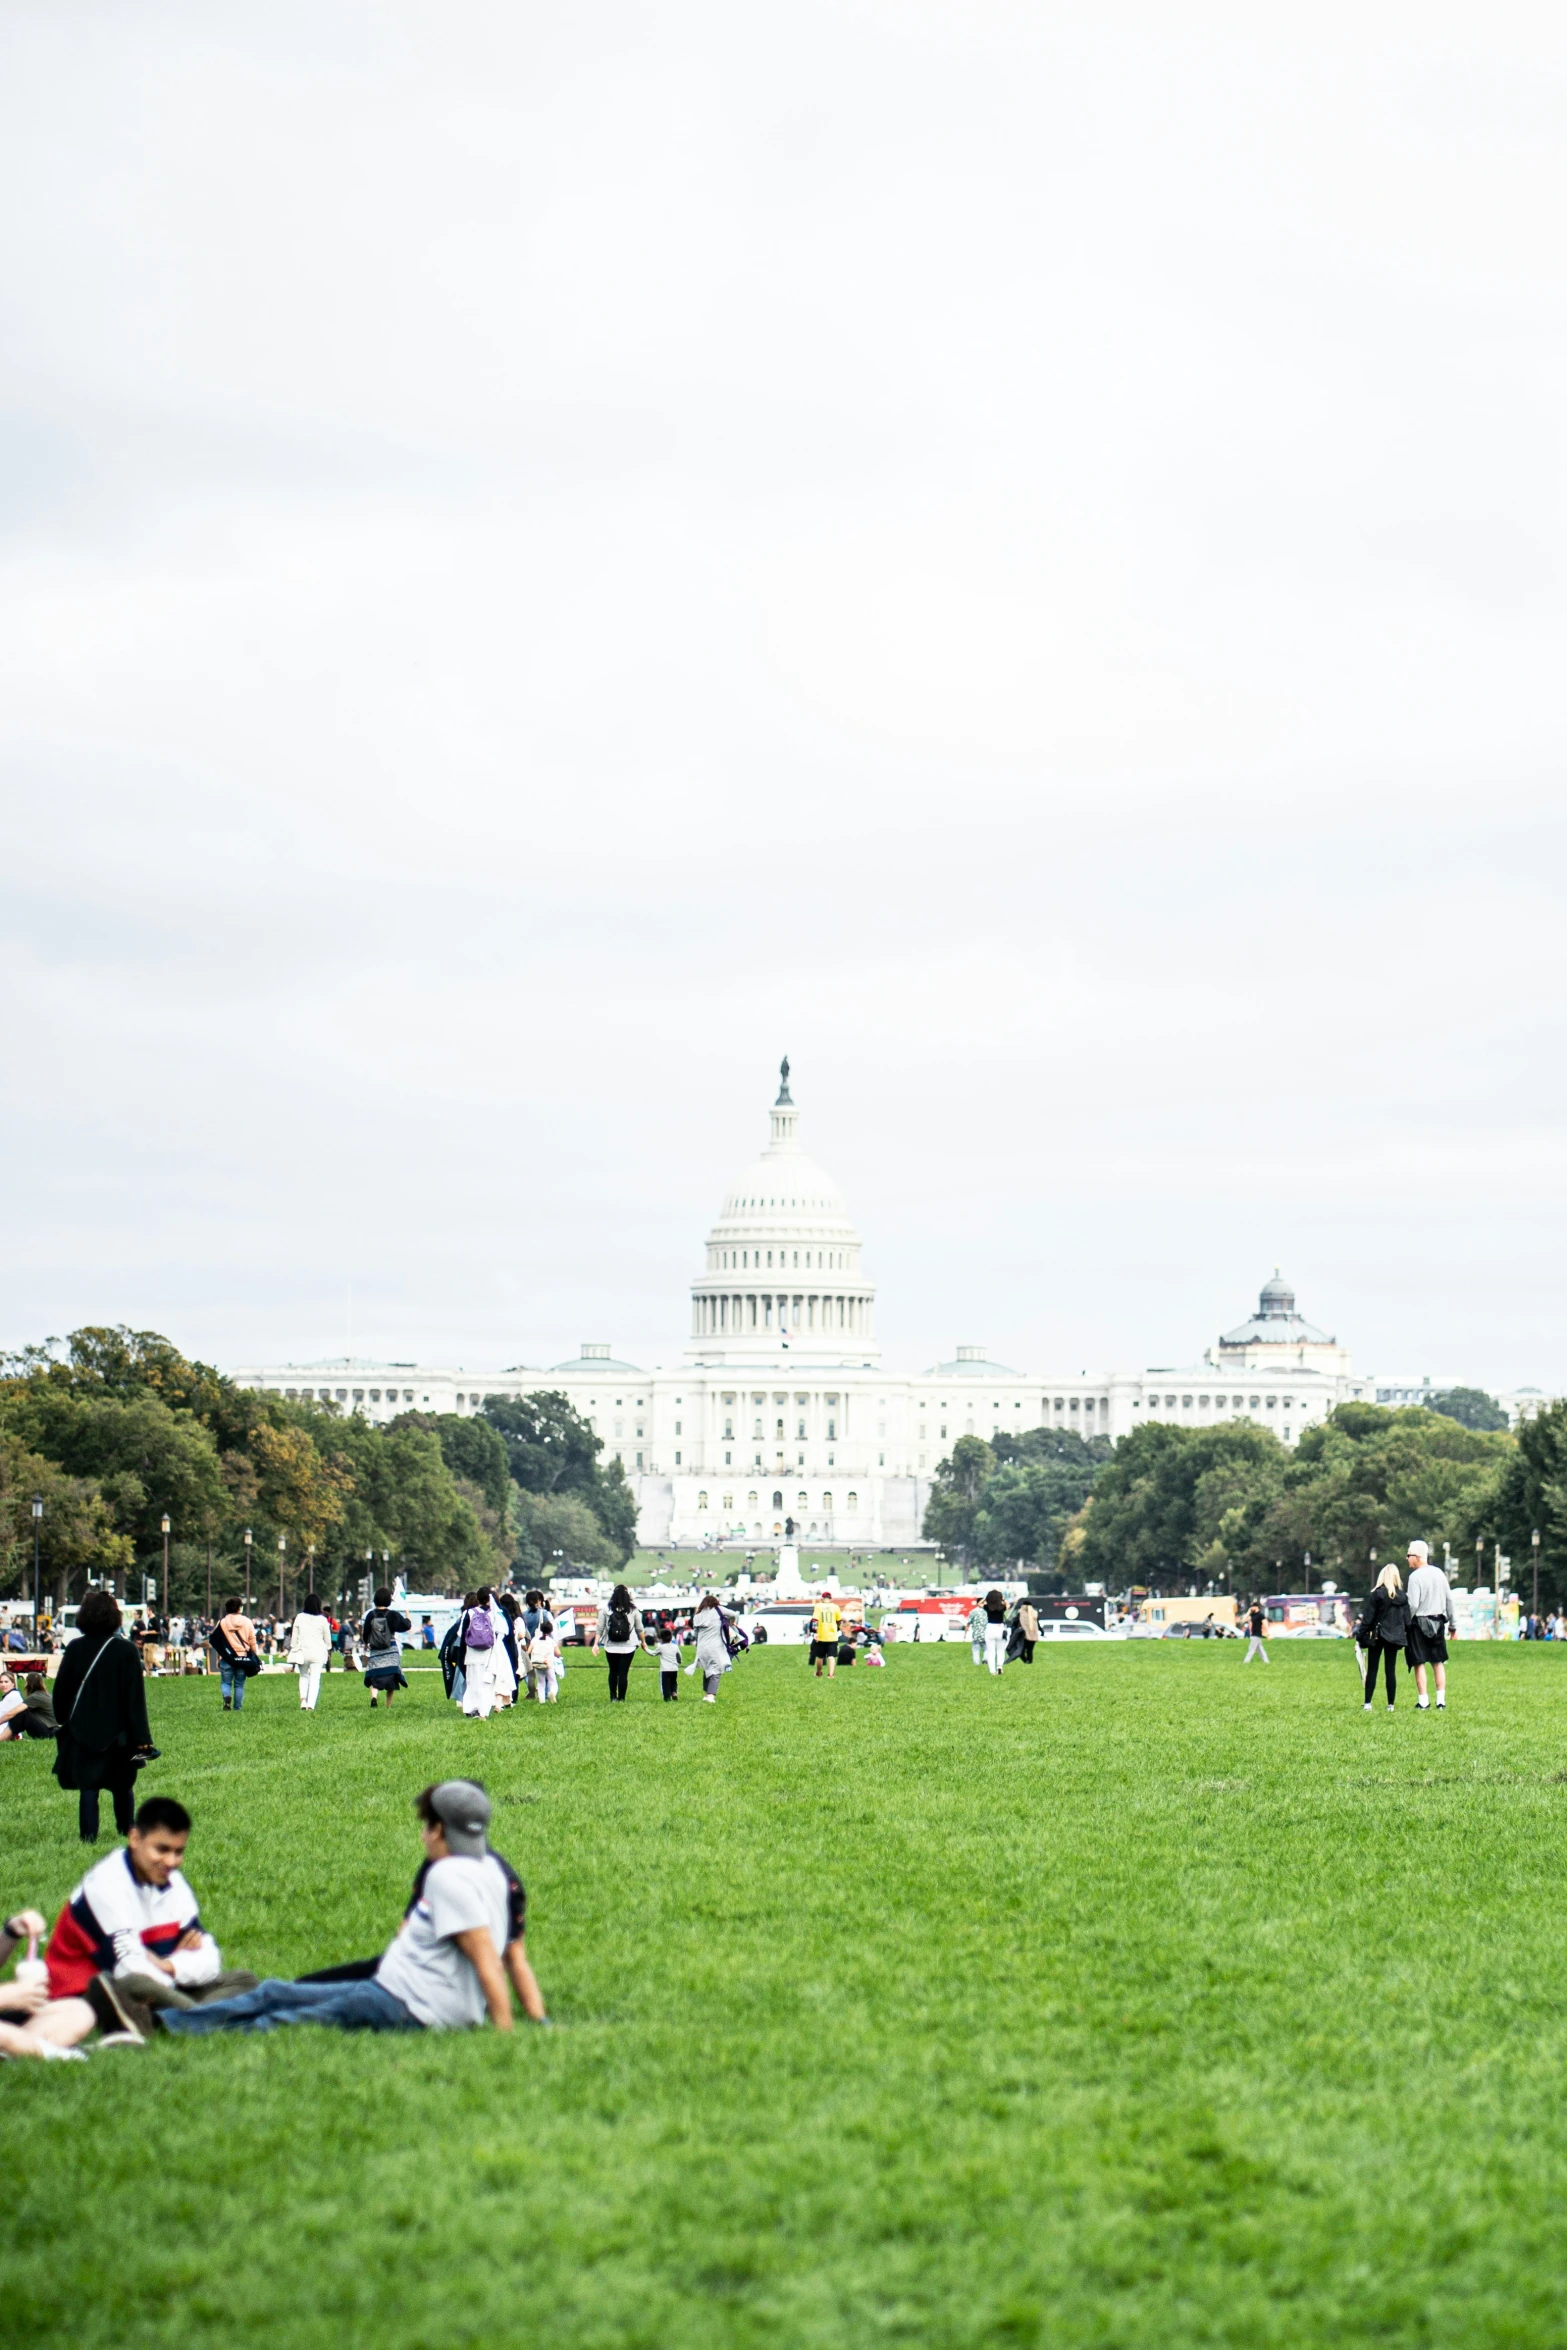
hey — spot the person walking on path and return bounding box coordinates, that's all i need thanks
[596,1585,646,1702]
[690,1593,732,1704]
[211,1598,259,1712]
[459,1588,501,1719]
[362,1589,411,1710]
[287,1594,334,1712]
[811,1590,842,1680]
[655,1622,681,1701]
[1357,1565,1411,1712]
[983,1589,1010,1676]
[967,1599,988,1668]
[1405,1539,1456,1712]
[51,1590,158,1843]
[1243,1600,1270,1664]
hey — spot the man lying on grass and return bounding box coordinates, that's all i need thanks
[134,1780,548,2039]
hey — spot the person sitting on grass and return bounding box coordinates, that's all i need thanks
[146,1781,548,2038]
[0,1905,102,2059]
[0,1667,57,1739]
[45,1793,257,2013]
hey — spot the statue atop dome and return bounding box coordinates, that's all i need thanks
[776,1055,792,1106]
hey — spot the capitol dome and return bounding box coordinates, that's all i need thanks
[687,1061,877,1364]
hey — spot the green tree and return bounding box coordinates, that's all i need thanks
[922,1436,996,1565]
[482,1392,636,1564]
[1285,1404,1509,1578]
[1477,1400,1567,1612]
[393,1412,511,1518]
[513,1490,623,1578]
[0,1435,133,1603]
[1428,1387,1510,1433]
[1075,1421,1291,1590]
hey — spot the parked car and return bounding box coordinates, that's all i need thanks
[1033,1619,1112,1642]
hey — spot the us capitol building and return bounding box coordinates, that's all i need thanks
[233,1064,1371,1550]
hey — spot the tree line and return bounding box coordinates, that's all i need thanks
[923,1393,1567,1605]
[0,1326,636,1612]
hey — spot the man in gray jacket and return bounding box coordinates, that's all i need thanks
[1405,1539,1457,1712]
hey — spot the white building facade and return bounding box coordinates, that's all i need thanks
[232,1068,1372,1550]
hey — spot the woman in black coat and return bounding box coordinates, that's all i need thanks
[51,1589,156,1841]
[1357,1566,1411,1714]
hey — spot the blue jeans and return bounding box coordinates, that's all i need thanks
[162,1977,420,2036]
[219,1657,248,1709]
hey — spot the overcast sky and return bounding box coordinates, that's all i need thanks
[2,1,1565,1390]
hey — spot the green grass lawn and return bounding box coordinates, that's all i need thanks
[4,1641,1566,2347]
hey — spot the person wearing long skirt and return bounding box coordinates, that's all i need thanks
[691,1594,732,1705]
[460,1588,500,1719]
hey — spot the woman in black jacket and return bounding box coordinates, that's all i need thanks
[52,1589,156,1840]
[1357,1565,1410,1713]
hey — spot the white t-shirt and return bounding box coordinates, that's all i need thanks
[657,1638,679,1671]
[374,1853,511,2029]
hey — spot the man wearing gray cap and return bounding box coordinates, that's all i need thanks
[157,1781,545,2037]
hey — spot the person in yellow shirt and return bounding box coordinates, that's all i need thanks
[811,1592,842,1680]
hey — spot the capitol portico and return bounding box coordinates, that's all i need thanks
[232,1066,1371,1550]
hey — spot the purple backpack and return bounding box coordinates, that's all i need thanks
[465,1608,495,1651]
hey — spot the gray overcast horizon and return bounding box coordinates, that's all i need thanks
[2,1,1565,1392]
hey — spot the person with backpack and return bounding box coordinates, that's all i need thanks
[211,1597,260,1712]
[1357,1564,1410,1712]
[1404,1538,1457,1713]
[460,1587,501,1718]
[596,1584,646,1702]
[439,1607,469,1704]
[360,1588,411,1710]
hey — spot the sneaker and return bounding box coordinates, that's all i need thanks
[40,2043,90,2061]
[84,1975,156,2043]
[1363,1702,1372,1712]
[222,1698,231,1710]
[703,1693,716,1704]
[369,1696,378,1708]
[1416,1697,1430,1710]
[1436,1698,1446,1709]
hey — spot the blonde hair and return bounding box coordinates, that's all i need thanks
[1376,1563,1402,1595]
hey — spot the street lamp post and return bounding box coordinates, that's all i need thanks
[31,1495,43,1634]
[161,1513,171,1621]
[244,1527,253,1606]
[277,1534,287,1617]
[307,1542,316,1597]
[1532,1528,1541,1625]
